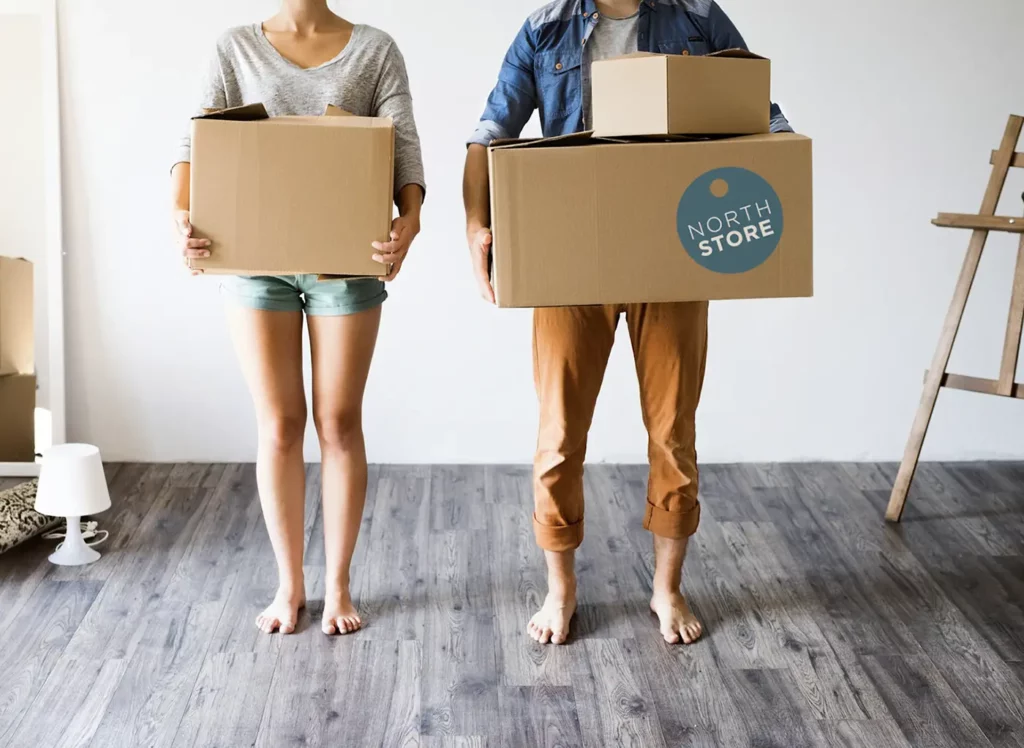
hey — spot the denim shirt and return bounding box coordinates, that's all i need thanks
[468,0,791,146]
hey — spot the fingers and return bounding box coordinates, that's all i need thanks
[379,260,403,282]
[471,241,495,304]
[371,239,408,264]
[182,237,211,259]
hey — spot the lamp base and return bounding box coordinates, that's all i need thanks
[47,516,102,566]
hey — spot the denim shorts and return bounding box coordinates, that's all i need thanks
[221,275,387,316]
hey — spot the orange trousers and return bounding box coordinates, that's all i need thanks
[532,301,709,552]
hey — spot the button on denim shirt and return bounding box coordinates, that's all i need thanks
[468,0,792,146]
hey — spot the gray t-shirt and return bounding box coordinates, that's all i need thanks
[175,24,425,196]
[582,12,640,128]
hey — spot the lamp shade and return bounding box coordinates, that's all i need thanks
[35,444,111,517]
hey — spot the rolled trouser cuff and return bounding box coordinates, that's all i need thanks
[533,514,585,552]
[644,500,700,540]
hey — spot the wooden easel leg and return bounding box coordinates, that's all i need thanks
[886,231,989,521]
[997,234,1024,396]
[886,115,1024,522]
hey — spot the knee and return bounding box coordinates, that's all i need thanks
[260,409,307,452]
[314,409,364,452]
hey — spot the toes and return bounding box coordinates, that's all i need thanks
[264,617,281,634]
[551,629,567,645]
[539,628,553,645]
[280,621,296,635]
[322,620,337,635]
[346,616,362,632]
[661,625,681,644]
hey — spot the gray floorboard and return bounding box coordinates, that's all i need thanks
[2,462,1023,747]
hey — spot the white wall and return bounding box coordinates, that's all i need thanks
[59,0,1024,464]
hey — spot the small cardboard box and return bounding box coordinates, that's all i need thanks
[488,132,812,308]
[0,374,35,462]
[189,104,395,277]
[0,256,33,377]
[592,49,771,137]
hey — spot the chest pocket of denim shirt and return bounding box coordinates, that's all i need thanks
[534,49,582,119]
[657,38,710,57]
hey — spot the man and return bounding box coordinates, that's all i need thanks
[463,0,792,645]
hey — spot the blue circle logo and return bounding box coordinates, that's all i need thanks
[676,167,784,274]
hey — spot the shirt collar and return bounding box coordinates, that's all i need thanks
[581,0,656,18]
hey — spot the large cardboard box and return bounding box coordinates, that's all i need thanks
[0,374,35,462]
[0,256,33,376]
[189,104,395,277]
[488,132,812,308]
[592,50,771,137]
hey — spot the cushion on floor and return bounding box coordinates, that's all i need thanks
[0,480,58,554]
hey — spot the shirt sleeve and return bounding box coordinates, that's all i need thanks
[173,49,228,168]
[372,41,427,199]
[705,2,794,134]
[468,21,538,147]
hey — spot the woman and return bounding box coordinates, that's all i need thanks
[171,0,425,635]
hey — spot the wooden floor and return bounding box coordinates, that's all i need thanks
[1,462,1023,747]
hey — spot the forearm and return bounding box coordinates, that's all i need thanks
[463,145,491,234]
[396,184,424,223]
[171,162,190,212]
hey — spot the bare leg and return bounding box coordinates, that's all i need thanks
[308,307,381,635]
[226,306,307,634]
[650,535,703,644]
[528,549,577,645]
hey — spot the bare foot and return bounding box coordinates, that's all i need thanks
[322,585,362,635]
[255,589,305,635]
[650,591,703,644]
[528,591,576,645]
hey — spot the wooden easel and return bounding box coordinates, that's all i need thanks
[887,114,1024,522]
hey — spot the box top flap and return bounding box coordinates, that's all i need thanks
[194,103,269,121]
[324,104,355,117]
[707,48,767,60]
[596,48,767,64]
[490,131,764,151]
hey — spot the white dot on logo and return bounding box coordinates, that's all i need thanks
[710,179,729,198]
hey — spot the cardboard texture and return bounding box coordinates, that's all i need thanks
[189,104,395,277]
[0,256,33,377]
[592,49,771,137]
[0,374,35,462]
[488,132,813,308]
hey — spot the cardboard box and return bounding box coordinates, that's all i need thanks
[488,132,812,308]
[592,50,771,137]
[0,374,35,462]
[0,256,33,376]
[189,104,395,277]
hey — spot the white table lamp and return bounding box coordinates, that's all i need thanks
[34,444,111,566]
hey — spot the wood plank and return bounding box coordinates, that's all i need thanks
[354,465,431,641]
[488,467,573,687]
[990,150,1024,168]
[420,530,498,740]
[999,237,1024,394]
[888,115,1024,522]
[498,686,584,748]
[431,465,487,532]
[170,653,278,748]
[860,655,992,748]
[0,581,102,742]
[9,657,127,748]
[719,668,829,748]
[933,213,1024,233]
[383,641,422,748]
[632,634,748,747]
[88,601,224,748]
[572,639,667,748]
[821,719,913,748]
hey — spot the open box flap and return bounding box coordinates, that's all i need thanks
[193,103,269,122]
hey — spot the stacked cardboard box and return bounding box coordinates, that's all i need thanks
[188,104,395,277]
[488,50,813,308]
[0,256,35,462]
